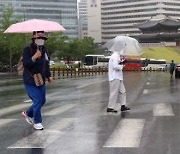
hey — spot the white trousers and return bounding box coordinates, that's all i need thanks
[108,79,126,109]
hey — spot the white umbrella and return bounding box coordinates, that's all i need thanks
[105,36,143,56]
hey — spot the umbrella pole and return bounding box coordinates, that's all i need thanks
[35,31,40,51]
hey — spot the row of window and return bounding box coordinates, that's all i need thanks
[101,8,157,15]
[102,1,180,6]
[101,14,155,20]
[101,19,147,25]
[101,13,180,21]
[164,8,180,12]
[164,2,180,6]
[142,31,178,34]
[102,26,138,30]
[102,0,152,5]
[102,30,140,35]
[102,2,158,7]
[15,0,77,3]
[21,4,77,8]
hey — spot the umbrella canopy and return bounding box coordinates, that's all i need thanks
[105,36,143,56]
[4,19,65,33]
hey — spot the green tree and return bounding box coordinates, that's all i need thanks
[0,6,24,72]
[45,32,68,59]
[56,37,96,63]
[57,41,71,64]
[78,37,96,59]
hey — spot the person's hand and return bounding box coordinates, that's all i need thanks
[32,50,41,61]
[47,77,53,83]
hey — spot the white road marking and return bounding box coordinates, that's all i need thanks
[0,85,24,92]
[23,99,32,103]
[77,79,107,89]
[0,104,31,117]
[146,82,150,85]
[8,118,76,149]
[8,130,61,149]
[43,104,78,116]
[0,119,17,128]
[153,103,174,116]
[46,118,76,131]
[104,119,145,148]
[143,89,148,94]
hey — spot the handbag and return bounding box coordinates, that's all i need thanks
[33,73,44,86]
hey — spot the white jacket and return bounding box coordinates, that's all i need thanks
[108,52,124,81]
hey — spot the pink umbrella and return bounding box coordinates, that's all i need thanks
[4,19,65,33]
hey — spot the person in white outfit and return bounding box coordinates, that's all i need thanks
[107,49,130,113]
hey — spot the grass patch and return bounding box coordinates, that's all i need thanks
[141,47,180,63]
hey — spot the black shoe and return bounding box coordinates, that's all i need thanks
[107,108,118,113]
[121,105,130,112]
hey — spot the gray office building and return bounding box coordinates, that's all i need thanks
[0,0,78,39]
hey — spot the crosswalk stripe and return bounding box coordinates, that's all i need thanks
[0,104,31,117]
[23,99,32,103]
[0,119,17,128]
[77,79,107,89]
[7,118,76,149]
[153,103,174,116]
[8,130,61,149]
[143,89,148,94]
[103,119,145,148]
[43,104,78,116]
[146,82,150,85]
[46,118,76,131]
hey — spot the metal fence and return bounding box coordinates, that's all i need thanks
[50,67,167,79]
[50,67,108,79]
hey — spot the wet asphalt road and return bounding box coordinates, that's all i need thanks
[0,71,180,154]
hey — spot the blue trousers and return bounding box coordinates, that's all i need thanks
[24,84,46,124]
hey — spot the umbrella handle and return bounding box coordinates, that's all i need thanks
[37,44,39,50]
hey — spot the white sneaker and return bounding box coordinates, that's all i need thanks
[21,111,34,125]
[33,123,44,130]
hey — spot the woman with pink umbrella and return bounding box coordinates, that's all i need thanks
[21,31,53,130]
[4,19,65,130]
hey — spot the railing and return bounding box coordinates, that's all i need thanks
[50,67,108,79]
[50,67,167,79]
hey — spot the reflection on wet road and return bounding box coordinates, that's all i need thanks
[1,72,180,154]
